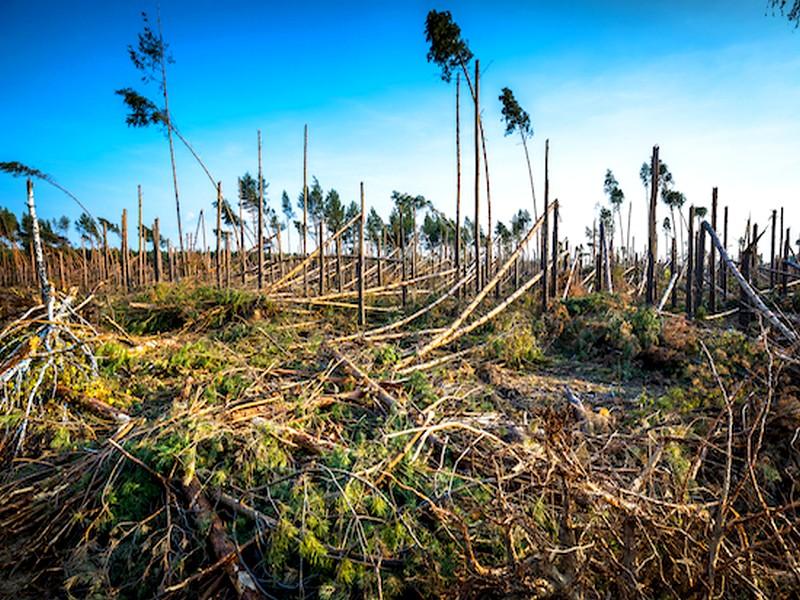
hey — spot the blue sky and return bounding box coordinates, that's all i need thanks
[1,0,798,254]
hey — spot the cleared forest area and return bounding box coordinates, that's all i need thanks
[1,5,800,600]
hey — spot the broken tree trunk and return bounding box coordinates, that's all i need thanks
[26,179,51,312]
[180,476,261,599]
[702,221,797,343]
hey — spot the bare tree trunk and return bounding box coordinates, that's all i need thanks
[257,130,265,289]
[670,237,678,309]
[704,221,797,342]
[358,182,366,326]
[318,220,325,296]
[626,201,632,262]
[646,145,659,304]
[722,206,729,301]
[276,225,284,277]
[303,124,309,296]
[770,208,777,288]
[710,188,718,312]
[137,185,144,287]
[541,139,549,311]
[26,179,51,310]
[238,188,246,286]
[153,218,162,283]
[121,209,129,292]
[551,200,559,298]
[686,206,695,317]
[156,8,184,277]
[473,59,481,294]
[483,120,492,286]
[455,73,462,295]
[101,222,109,281]
[216,181,222,289]
[521,134,537,221]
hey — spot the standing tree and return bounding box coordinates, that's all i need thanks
[0,208,19,247]
[425,9,493,290]
[116,11,186,262]
[75,212,100,247]
[662,189,686,255]
[499,87,537,219]
[281,191,294,254]
[603,169,625,250]
[641,158,679,252]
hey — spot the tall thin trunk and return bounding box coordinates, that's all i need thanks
[216,181,222,289]
[473,59,481,293]
[455,73,462,290]
[646,145,659,304]
[303,124,309,296]
[156,7,184,273]
[257,130,264,289]
[26,179,51,311]
[626,201,632,260]
[138,185,144,286]
[153,218,162,283]
[358,182,366,326]
[239,186,246,285]
[521,135,537,221]
[541,139,549,310]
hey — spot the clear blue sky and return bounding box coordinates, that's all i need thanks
[1,0,798,253]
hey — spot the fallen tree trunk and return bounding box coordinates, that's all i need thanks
[180,476,262,599]
[406,201,557,366]
[702,221,798,343]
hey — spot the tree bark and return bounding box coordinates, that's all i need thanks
[26,179,51,311]
[303,124,309,296]
[257,130,264,290]
[646,145,659,304]
[473,59,481,293]
[358,182,366,326]
[704,221,796,342]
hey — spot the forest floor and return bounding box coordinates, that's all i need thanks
[0,283,798,599]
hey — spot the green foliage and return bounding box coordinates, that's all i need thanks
[424,9,473,82]
[114,88,164,127]
[106,470,162,525]
[405,371,437,405]
[373,344,400,368]
[490,327,544,368]
[770,0,800,25]
[97,341,133,375]
[603,169,625,210]
[499,87,532,138]
[557,295,664,372]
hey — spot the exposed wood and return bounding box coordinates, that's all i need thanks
[702,220,797,342]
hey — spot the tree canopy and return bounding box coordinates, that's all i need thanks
[424,9,473,82]
[603,169,625,210]
[498,87,532,138]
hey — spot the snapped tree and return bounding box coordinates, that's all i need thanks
[499,87,537,220]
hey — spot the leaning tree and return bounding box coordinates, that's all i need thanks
[499,87,538,220]
[116,11,187,260]
[425,9,494,291]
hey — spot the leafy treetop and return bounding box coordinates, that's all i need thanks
[424,9,473,82]
[498,87,532,138]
